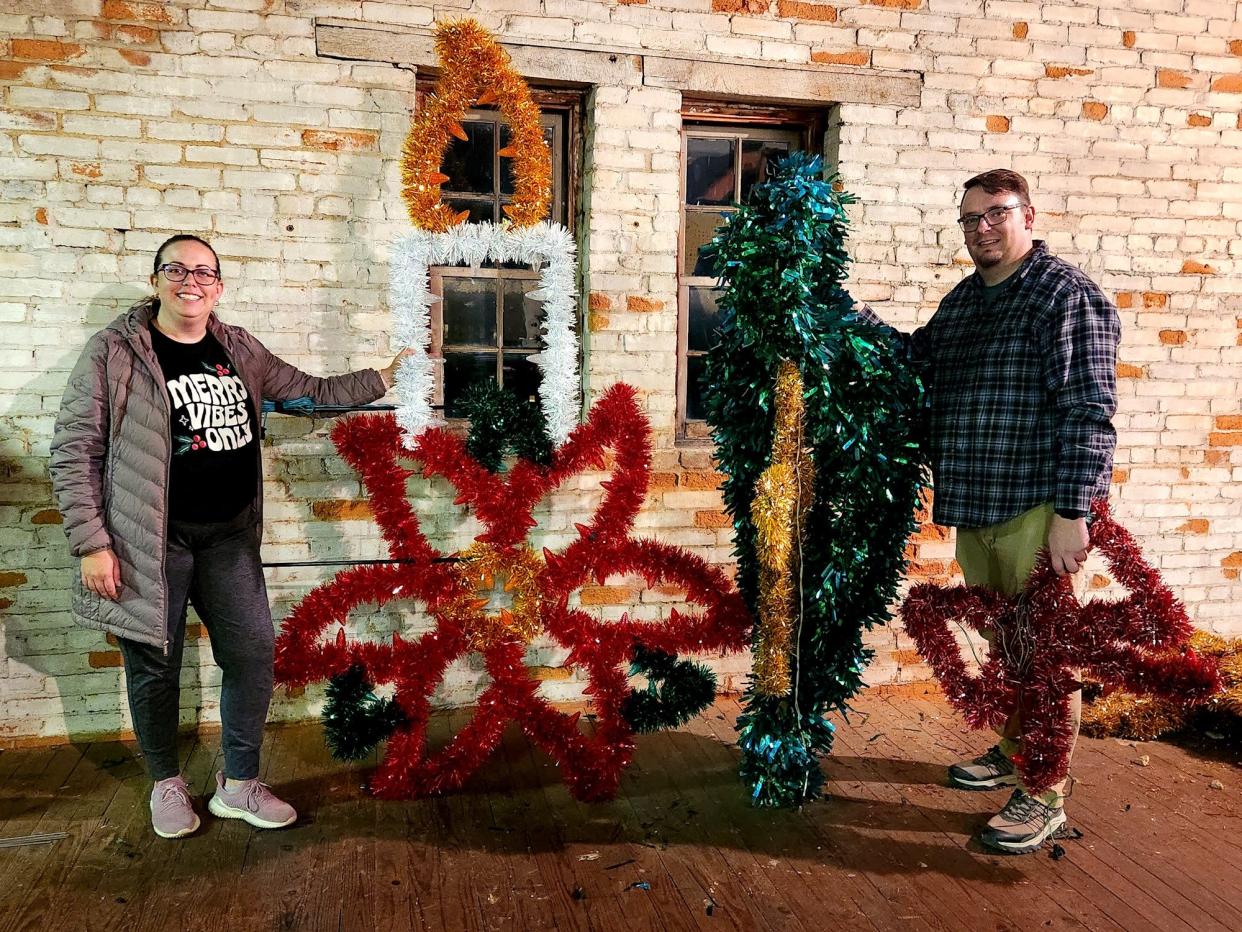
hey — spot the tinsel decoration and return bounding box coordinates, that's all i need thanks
[389,221,580,446]
[1081,630,1242,741]
[400,19,551,231]
[274,384,751,801]
[751,360,815,697]
[322,664,409,761]
[621,646,719,733]
[901,500,1223,793]
[458,381,553,471]
[701,152,926,807]
[450,542,544,650]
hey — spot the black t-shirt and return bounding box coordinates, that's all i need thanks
[149,324,258,523]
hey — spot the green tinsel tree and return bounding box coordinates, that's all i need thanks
[322,664,408,760]
[701,152,927,807]
[458,380,553,471]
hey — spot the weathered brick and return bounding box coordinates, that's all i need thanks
[625,295,665,312]
[712,0,769,13]
[1181,259,1215,274]
[311,500,373,520]
[1082,101,1109,120]
[1157,69,1191,88]
[811,49,869,65]
[300,129,378,152]
[102,0,178,24]
[777,0,837,22]
[0,572,28,588]
[1045,64,1093,78]
[579,586,637,605]
[985,114,1010,132]
[10,39,86,62]
[694,510,731,529]
[1210,74,1242,93]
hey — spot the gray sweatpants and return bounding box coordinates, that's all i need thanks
[118,505,274,782]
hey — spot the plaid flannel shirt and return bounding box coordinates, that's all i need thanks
[862,241,1120,529]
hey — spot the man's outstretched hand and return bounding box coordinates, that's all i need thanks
[1047,514,1089,576]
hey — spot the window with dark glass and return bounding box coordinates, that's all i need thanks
[678,116,818,441]
[422,91,578,418]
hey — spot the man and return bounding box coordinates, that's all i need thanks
[863,169,1121,854]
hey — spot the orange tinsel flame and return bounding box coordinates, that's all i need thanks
[447,121,469,141]
[451,209,471,225]
[426,172,450,185]
[477,88,498,106]
[496,146,517,158]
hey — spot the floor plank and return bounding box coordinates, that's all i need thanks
[1,693,1237,932]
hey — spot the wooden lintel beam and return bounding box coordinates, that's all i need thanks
[315,20,642,87]
[315,19,922,107]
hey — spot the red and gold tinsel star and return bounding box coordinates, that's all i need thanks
[274,384,751,801]
[900,501,1222,793]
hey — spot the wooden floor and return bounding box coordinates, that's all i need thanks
[1,691,1239,932]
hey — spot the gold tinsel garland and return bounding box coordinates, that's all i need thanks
[1081,630,1242,740]
[750,360,816,696]
[450,541,545,650]
[400,20,552,231]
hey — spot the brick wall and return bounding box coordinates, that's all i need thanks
[2,0,1239,745]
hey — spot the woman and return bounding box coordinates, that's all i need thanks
[50,234,409,839]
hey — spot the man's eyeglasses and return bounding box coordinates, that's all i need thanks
[158,264,220,285]
[957,203,1023,233]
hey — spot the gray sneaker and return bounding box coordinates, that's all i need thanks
[947,744,1019,791]
[150,775,200,839]
[207,771,296,829]
[979,788,1066,855]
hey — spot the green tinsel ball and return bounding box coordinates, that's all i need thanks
[458,381,554,472]
[621,645,718,733]
[322,664,408,761]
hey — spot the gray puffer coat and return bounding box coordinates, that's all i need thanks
[49,297,386,649]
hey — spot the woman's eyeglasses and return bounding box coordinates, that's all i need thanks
[158,264,221,285]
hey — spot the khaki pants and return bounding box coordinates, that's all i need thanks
[955,502,1084,801]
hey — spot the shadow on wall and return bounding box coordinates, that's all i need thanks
[1,282,211,758]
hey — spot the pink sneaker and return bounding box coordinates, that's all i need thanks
[150,775,200,839]
[207,771,296,829]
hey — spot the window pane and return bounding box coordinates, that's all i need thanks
[684,209,729,276]
[500,123,555,197]
[444,352,497,418]
[442,121,495,194]
[442,278,497,346]
[740,140,789,203]
[445,197,494,224]
[502,281,543,349]
[502,352,541,404]
[685,354,708,421]
[687,287,721,353]
[686,136,736,206]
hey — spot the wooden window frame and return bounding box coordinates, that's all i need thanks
[412,81,584,421]
[677,106,825,443]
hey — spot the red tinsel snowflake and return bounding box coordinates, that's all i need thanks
[900,501,1221,793]
[274,384,751,801]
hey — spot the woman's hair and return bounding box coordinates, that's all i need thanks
[152,234,221,278]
